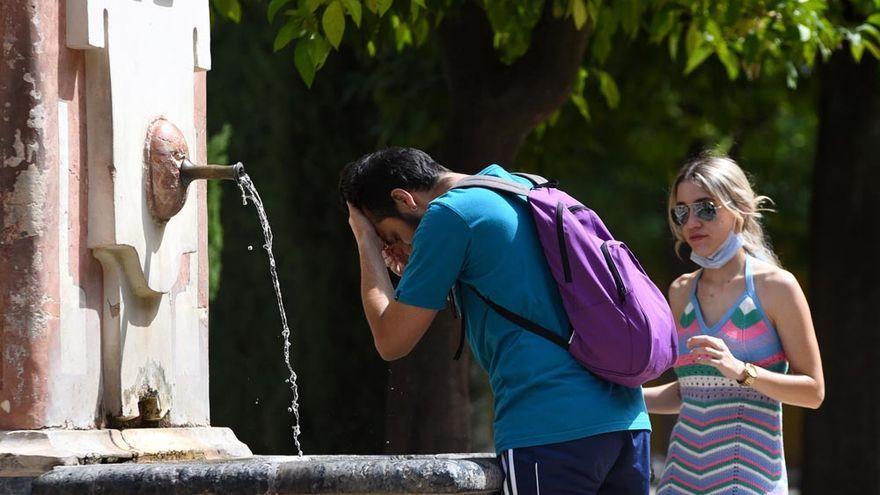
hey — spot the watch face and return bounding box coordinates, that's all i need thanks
[747,363,758,378]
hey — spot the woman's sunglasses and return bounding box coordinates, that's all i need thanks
[670,200,719,226]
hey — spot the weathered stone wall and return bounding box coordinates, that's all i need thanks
[1,0,104,431]
[0,0,213,431]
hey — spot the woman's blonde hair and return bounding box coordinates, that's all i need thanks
[669,153,780,267]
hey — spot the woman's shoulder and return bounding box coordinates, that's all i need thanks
[670,270,700,293]
[668,270,700,312]
[750,258,803,303]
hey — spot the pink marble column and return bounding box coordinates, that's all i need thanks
[0,0,103,431]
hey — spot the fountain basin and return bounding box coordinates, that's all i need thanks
[27,454,502,495]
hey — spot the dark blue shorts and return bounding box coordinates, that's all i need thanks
[498,430,651,495]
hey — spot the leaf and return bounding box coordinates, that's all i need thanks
[274,16,304,51]
[797,24,811,42]
[322,1,345,49]
[618,0,639,38]
[850,32,865,62]
[572,0,587,29]
[412,0,425,6]
[684,44,713,74]
[864,39,880,60]
[590,7,617,63]
[295,41,316,87]
[685,22,701,59]
[213,0,241,23]
[308,36,332,69]
[716,45,739,79]
[785,61,798,89]
[391,14,412,50]
[668,25,681,60]
[365,0,377,13]
[649,8,678,44]
[857,24,880,44]
[596,70,619,109]
[704,20,722,45]
[341,0,362,27]
[413,17,430,45]
[868,13,880,27]
[306,0,324,13]
[268,0,292,22]
[410,0,420,20]
[367,40,377,57]
[571,94,591,121]
[802,41,817,67]
[574,66,588,93]
[377,0,393,17]
[586,0,599,22]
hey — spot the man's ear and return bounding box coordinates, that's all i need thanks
[390,188,418,212]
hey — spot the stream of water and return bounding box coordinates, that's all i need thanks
[236,170,303,456]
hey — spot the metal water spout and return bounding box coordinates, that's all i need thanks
[145,117,245,222]
[180,158,244,182]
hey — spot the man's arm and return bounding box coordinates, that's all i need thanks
[348,204,438,361]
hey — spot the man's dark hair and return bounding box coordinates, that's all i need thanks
[339,147,448,219]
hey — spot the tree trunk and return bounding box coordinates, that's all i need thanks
[383,1,589,453]
[802,50,880,493]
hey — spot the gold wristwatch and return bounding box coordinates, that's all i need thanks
[737,362,758,387]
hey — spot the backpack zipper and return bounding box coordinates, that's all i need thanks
[556,202,573,282]
[601,241,628,303]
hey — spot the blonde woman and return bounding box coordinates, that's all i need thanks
[646,155,824,494]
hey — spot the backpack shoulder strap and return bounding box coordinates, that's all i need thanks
[451,176,532,196]
[461,283,570,351]
[511,172,547,186]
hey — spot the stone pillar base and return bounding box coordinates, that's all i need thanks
[0,427,252,477]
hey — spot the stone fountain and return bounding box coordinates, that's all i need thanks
[0,1,500,493]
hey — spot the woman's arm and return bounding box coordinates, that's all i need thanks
[751,270,824,408]
[644,381,682,414]
[643,274,693,414]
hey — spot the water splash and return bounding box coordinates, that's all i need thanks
[236,171,303,456]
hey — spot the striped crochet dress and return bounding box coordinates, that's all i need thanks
[657,256,789,495]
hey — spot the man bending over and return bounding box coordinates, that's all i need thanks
[339,147,651,494]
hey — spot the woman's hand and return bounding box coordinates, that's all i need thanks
[687,335,746,382]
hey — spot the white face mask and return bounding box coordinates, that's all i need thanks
[690,231,744,269]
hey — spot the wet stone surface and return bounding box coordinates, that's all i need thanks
[27,454,502,495]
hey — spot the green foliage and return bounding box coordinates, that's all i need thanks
[483,0,545,63]
[206,124,234,302]
[323,1,346,48]
[212,0,242,23]
[569,67,590,120]
[265,0,878,124]
[595,69,619,109]
[519,39,818,287]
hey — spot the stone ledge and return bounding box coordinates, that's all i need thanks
[0,427,252,477]
[30,454,503,494]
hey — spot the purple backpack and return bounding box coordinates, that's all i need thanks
[451,173,678,387]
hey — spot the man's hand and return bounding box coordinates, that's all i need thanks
[382,242,410,277]
[345,203,436,361]
[347,202,381,246]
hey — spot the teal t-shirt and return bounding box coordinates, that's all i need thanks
[394,165,651,453]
